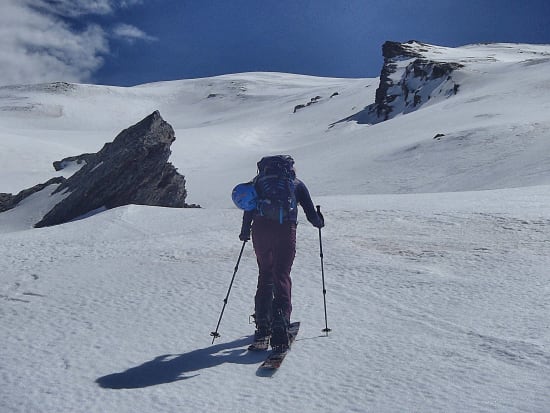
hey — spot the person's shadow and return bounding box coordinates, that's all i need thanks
[96,336,264,389]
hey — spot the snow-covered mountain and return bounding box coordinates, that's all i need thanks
[1,42,549,412]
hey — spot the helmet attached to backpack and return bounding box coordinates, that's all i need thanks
[254,155,297,224]
[232,182,258,211]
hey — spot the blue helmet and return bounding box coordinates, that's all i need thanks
[232,182,258,211]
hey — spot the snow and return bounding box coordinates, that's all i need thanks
[1,42,550,412]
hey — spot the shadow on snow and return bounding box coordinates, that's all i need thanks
[96,336,264,389]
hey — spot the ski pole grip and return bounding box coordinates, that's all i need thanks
[316,205,324,229]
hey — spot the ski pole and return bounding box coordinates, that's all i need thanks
[317,205,331,336]
[210,240,247,344]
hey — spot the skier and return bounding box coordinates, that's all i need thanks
[238,155,324,352]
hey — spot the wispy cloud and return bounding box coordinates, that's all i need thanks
[31,0,146,16]
[113,23,158,43]
[119,0,146,8]
[30,0,115,17]
[0,0,152,86]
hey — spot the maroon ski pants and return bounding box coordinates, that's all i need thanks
[251,217,297,326]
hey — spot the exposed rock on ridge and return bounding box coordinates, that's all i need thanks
[36,110,190,227]
[339,40,463,125]
[0,177,66,213]
[1,111,194,228]
[53,153,95,172]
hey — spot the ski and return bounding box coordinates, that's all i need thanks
[258,321,300,371]
[248,336,270,351]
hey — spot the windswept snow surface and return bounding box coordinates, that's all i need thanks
[1,43,550,412]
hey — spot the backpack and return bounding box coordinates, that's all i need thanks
[254,155,297,224]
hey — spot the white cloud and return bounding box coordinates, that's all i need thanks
[28,0,115,17]
[119,0,145,8]
[0,0,153,86]
[31,0,146,16]
[113,23,157,43]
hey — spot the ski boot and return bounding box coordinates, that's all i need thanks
[248,316,271,351]
[270,313,291,354]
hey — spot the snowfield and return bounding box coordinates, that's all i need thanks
[1,42,550,412]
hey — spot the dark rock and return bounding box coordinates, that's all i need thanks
[43,81,76,93]
[382,40,424,59]
[293,104,306,113]
[293,95,323,113]
[31,110,192,228]
[372,42,463,122]
[0,177,66,213]
[0,193,11,208]
[53,153,96,171]
[335,40,464,125]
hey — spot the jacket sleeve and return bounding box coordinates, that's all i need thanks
[240,209,254,239]
[296,180,324,227]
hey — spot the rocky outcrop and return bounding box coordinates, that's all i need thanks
[293,95,327,113]
[1,111,195,228]
[34,110,191,228]
[0,177,66,213]
[338,40,463,125]
[53,153,95,171]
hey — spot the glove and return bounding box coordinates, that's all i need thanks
[313,211,324,229]
[239,231,250,241]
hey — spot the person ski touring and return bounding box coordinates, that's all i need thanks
[234,155,324,353]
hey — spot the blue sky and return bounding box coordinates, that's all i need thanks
[1,0,549,87]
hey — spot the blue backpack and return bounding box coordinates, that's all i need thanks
[254,155,297,224]
[232,155,297,223]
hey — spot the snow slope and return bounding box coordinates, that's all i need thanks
[1,43,550,412]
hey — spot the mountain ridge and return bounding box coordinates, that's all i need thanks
[1,40,549,209]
